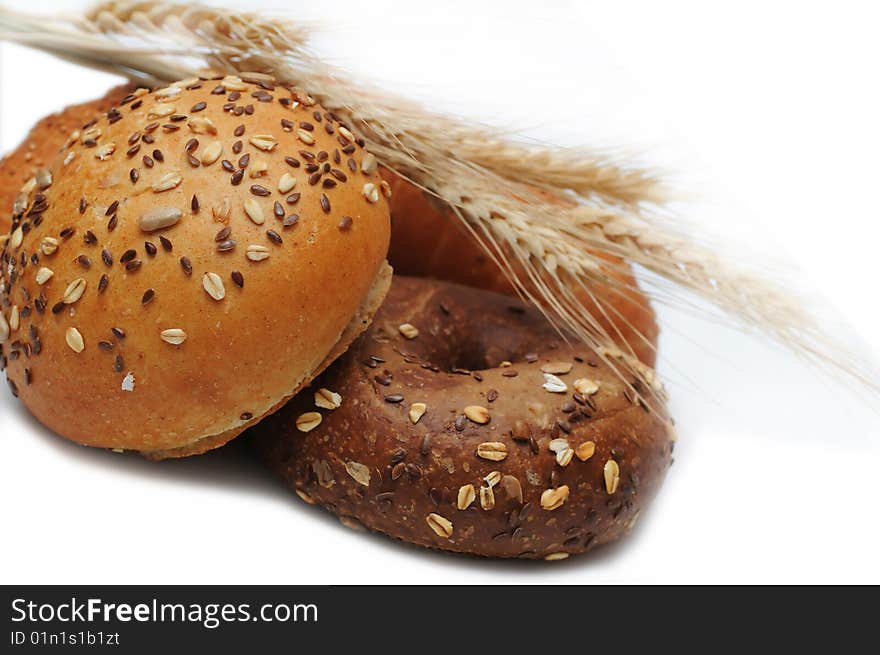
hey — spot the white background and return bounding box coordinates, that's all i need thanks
[1,0,878,584]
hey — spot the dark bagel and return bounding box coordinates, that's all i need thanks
[251,276,673,560]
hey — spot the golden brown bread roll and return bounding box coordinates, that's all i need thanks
[0,85,137,233]
[0,75,391,458]
[382,170,659,366]
[251,276,673,559]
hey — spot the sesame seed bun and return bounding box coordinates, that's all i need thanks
[0,75,391,458]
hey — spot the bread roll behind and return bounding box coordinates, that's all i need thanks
[383,171,659,366]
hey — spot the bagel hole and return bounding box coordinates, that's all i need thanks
[440,314,553,372]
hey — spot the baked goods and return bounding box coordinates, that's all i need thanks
[0,88,657,368]
[1,78,670,559]
[382,170,659,366]
[251,276,673,559]
[0,75,391,458]
[0,85,136,232]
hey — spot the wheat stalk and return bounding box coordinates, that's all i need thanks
[0,1,876,401]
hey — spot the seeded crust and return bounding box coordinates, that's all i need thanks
[0,84,659,470]
[382,170,659,367]
[250,277,674,560]
[1,89,657,370]
[0,76,392,455]
[0,85,137,233]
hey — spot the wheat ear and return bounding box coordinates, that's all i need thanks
[0,1,876,400]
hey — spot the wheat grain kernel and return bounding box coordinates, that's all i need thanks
[362,183,379,203]
[542,373,568,393]
[576,441,596,461]
[360,153,377,174]
[604,459,620,494]
[202,272,226,301]
[476,441,507,461]
[345,461,371,487]
[201,141,223,165]
[65,327,85,353]
[221,75,247,91]
[549,438,570,454]
[246,244,270,262]
[35,267,54,285]
[480,485,495,511]
[556,448,574,467]
[545,552,570,561]
[244,198,265,225]
[249,135,277,151]
[249,159,268,178]
[151,170,182,193]
[188,116,217,135]
[540,485,570,511]
[278,173,297,194]
[541,361,573,375]
[465,405,490,424]
[10,227,23,250]
[426,513,453,538]
[95,143,116,160]
[398,323,419,339]
[573,378,600,395]
[315,388,342,410]
[148,103,175,118]
[35,168,52,189]
[62,278,87,304]
[457,484,476,510]
[296,412,322,432]
[160,328,187,345]
[139,207,182,232]
[40,237,59,256]
[408,402,427,424]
